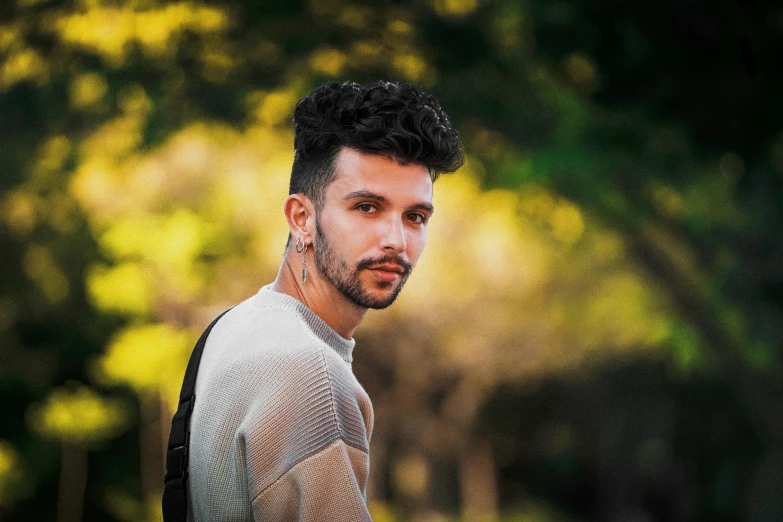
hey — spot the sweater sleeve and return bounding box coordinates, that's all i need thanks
[252,439,372,521]
[242,345,374,522]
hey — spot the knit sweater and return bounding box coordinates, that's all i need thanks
[187,285,375,521]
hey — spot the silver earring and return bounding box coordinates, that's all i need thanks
[295,238,307,283]
[301,243,308,283]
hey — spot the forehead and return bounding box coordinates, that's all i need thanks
[326,148,433,202]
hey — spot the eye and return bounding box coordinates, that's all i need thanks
[407,212,427,225]
[356,203,377,213]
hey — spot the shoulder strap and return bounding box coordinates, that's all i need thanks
[162,307,233,522]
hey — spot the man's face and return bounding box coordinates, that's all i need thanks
[313,147,434,309]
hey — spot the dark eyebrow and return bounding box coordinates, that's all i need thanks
[343,190,390,205]
[343,190,435,215]
[408,202,435,215]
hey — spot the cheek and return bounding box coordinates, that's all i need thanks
[406,229,428,261]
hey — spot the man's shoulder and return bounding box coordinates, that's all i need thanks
[206,298,325,361]
[195,297,364,404]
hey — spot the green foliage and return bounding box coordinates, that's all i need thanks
[0,0,780,520]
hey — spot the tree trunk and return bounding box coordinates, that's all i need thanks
[159,393,172,467]
[140,390,165,508]
[57,442,88,522]
[458,439,499,522]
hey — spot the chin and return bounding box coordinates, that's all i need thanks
[364,286,402,309]
[366,298,397,310]
[337,272,407,310]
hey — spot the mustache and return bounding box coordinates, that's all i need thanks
[356,255,413,276]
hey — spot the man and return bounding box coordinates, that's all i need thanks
[186,81,463,520]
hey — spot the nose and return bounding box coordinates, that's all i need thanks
[382,217,407,253]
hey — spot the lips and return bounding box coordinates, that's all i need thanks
[368,265,405,274]
[367,265,404,283]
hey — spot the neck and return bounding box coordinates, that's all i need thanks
[271,250,367,340]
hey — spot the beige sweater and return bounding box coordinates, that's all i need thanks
[187,285,374,521]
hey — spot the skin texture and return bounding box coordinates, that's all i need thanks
[272,147,434,339]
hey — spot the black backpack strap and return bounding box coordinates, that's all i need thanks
[162,307,233,522]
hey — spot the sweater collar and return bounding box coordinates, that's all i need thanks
[252,284,356,364]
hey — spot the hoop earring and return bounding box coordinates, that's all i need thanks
[301,243,308,284]
[295,237,304,254]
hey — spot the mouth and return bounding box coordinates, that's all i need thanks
[368,264,405,274]
[366,265,405,283]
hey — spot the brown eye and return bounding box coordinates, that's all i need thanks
[408,213,426,224]
[357,203,376,213]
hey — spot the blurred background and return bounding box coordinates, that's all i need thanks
[1,0,781,521]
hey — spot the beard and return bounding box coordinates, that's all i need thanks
[313,218,413,309]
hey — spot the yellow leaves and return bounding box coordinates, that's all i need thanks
[367,502,399,522]
[27,383,129,444]
[93,323,193,402]
[575,272,669,351]
[69,72,108,111]
[0,440,17,484]
[253,90,298,126]
[519,185,585,244]
[462,190,526,287]
[549,201,584,243]
[0,440,26,507]
[53,8,134,65]
[23,245,70,303]
[425,168,547,295]
[338,5,370,29]
[88,209,212,305]
[309,47,348,77]
[118,84,153,116]
[0,24,22,52]
[388,20,414,35]
[80,113,145,159]
[201,48,235,83]
[52,2,230,65]
[433,0,478,18]
[35,136,72,180]
[0,24,48,90]
[100,209,207,266]
[87,262,152,315]
[392,53,429,83]
[1,189,40,235]
[70,156,120,216]
[1,136,78,237]
[69,112,295,317]
[69,114,146,213]
[592,230,624,263]
[520,185,555,219]
[350,40,383,65]
[0,47,48,91]
[392,454,430,499]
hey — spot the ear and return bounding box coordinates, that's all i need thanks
[283,194,315,247]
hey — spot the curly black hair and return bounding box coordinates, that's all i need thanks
[288,81,464,211]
